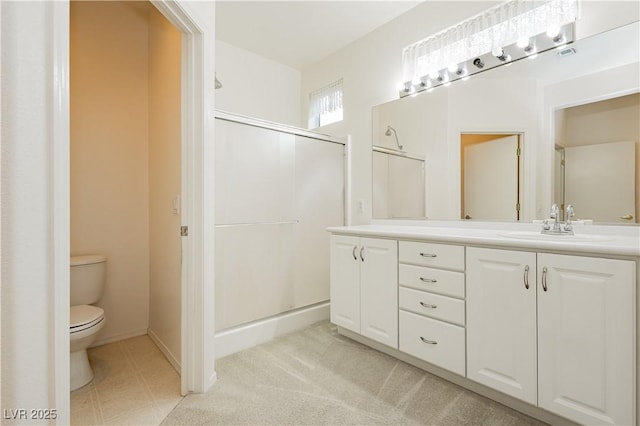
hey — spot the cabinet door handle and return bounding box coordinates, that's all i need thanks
[420,337,437,345]
[420,253,437,258]
[360,246,365,262]
[542,266,548,292]
[352,245,358,260]
[524,265,530,290]
[419,302,437,309]
[420,277,437,283]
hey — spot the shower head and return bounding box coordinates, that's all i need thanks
[385,126,403,151]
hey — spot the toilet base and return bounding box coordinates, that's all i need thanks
[70,348,94,391]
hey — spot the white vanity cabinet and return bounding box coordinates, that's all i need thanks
[466,247,538,404]
[330,234,398,348]
[467,247,636,425]
[398,241,466,376]
[537,253,635,426]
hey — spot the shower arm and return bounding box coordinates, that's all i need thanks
[385,126,403,151]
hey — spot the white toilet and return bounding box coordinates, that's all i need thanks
[70,254,107,391]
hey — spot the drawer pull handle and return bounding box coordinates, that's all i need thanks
[420,337,437,345]
[352,245,357,260]
[542,266,548,292]
[420,253,437,258]
[523,265,530,290]
[360,246,365,262]
[419,277,437,283]
[419,302,437,309]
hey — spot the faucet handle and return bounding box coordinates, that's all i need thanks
[550,203,559,219]
[542,219,551,231]
[566,204,575,218]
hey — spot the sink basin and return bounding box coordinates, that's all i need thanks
[499,231,613,242]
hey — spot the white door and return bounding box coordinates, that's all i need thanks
[360,238,398,348]
[330,235,361,333]
[463,135,519,220]
[537,253,635,425]
[466,247,537,405]
[564,140,635,223]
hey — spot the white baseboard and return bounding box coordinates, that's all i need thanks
[147,328,181,374]
[91,327,148,348]
[214,301,330,359]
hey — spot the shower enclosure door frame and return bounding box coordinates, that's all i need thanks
[50,0,216,419]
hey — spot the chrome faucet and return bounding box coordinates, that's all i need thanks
[550,203,561,232]
[541,203,574,235]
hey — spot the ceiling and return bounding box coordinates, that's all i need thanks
[215,1,423,70]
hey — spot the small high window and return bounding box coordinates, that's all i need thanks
[308,78,343,129]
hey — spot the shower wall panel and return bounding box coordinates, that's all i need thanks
[214,118,344,331]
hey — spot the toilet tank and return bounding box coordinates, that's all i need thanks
[70,254,107,306]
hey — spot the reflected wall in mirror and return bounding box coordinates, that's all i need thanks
[461,133,523,221]
[553,93,639,223]
[372,148,425,219]
[370,21,639,224]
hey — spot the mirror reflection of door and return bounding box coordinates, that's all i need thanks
[461,133,522,221]
[564,141,635,223]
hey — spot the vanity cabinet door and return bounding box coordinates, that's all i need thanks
[537,254,635,426]
[466,247,538,405]
[360,237,398,348]
[330,235,398,348]
[330,235,361,333]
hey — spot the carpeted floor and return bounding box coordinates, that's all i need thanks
[162,321,545,425]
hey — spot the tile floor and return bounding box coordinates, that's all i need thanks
[70,335,183,425]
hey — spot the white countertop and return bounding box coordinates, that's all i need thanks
[327,222,640,257]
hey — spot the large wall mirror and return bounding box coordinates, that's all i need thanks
[372,21,639,224]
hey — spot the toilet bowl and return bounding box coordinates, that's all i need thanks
[70,254,107,391]
[70,304,105,390]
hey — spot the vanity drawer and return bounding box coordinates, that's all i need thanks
[399,310,465,376]
[399,287,465,326]
[399,241,464,271]
[399,264,465,298]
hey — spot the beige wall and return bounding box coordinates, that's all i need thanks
[71,1,150,344]
[148,6,182,368]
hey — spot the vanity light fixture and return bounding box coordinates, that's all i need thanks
[399,0,577,98]
[492,47,511,62]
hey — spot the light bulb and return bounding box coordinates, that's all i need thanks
[411,76,421,86]
[397,82,406,91]
[491,46,504,57]
[448,63,459,73]
[546,24,561,38]
[429,70,439,80]
[517,36,530,49]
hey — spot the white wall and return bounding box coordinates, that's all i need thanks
[71,1,150,345]
[301,1,639,225]
[215,40,301,127]
[2,2,66,419]
[148,6,182,369]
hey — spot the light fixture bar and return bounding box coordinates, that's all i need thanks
[400,0,578,97]
[399,22,575,98]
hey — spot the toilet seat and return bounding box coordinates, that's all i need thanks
[70,305,105,333]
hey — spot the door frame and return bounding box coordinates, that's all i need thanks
[52,0,215,420]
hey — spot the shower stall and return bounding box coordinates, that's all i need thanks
[214,112,346,348]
